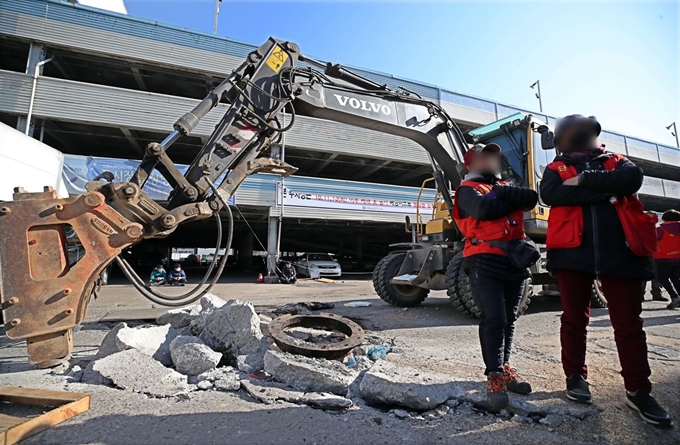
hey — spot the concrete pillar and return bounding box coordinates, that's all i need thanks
[265,144,283,283]
[237,231,254,271]
[264,215,280,283]
[17,42,47,136]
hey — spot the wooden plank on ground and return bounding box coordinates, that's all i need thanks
[0,387,90,445]
[0,386,87,407]
[0,415,24,429]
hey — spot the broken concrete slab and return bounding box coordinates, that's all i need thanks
[91,349,189,397]
[196,366,240,391]
[354,356,374,372]
[81,361,113,386]
[200,293,228,312]
[94,322,129,359]
[236,336,273,373]
[214,377,240,391]
[189,294,227,335]
[264,350,358,396]
[273,302,335,315]
[241,379,352,410]
[196,366,237,382]
[156,305,201,329]
[170,336,222,376]
[116,324,178,366]
[540,414,564,427]
[505,397,600,420]
[259,313,272,337]
[453,388,599,420]
[359,360,463,411]
[96,323,178,366]
[199,299,263,356]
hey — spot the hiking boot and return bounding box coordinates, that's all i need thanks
[503,364,532,395]
[667,299,680,309]
[566,374,591,403]
[487,372,509,409]
[626,390,673,427]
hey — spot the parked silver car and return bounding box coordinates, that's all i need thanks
[295,253,342,278]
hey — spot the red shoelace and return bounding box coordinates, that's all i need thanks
[487,374,506,393]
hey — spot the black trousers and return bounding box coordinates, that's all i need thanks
[655,259,680,301]
[468,269,524,375]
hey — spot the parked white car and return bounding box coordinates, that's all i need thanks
[296,253,342,278]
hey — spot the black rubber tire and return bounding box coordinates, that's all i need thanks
[446,252,533,319]
[517,276,533,316]
[372,252,429,307]
[591,279,608,308]
[445,252,480,318]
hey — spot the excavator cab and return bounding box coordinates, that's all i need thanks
[469,113,554,241]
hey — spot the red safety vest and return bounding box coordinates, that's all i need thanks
[653,222,680,259]
[453,180,526,257]
[546,153,658,256]
[545,155,619,249]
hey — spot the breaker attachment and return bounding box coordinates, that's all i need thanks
[0,187,139,368]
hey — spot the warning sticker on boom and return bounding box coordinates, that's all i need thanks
[266,45,289,73]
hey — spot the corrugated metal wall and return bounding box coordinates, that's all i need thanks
[1,0,677,164]
[3,70,677,200]
[2,0,679,204]
[0,70,432,164]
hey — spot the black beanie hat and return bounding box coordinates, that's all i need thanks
[554,115,602,145]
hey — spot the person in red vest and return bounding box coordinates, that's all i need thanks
[540,115,672,426]
[654,209,680,309]
[453,143,538,409]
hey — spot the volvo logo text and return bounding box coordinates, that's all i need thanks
[333,94,392,116]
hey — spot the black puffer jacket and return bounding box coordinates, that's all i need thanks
[539,152,654,280]
[456,175,538,281]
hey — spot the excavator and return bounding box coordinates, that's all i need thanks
[0,37,480,368]
[372,111,615,317]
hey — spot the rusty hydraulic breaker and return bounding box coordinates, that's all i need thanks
[0,187,141,368]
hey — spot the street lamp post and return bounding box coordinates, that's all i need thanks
[213,0,222,34]
[530,80,543,113]
[666,122,679,148]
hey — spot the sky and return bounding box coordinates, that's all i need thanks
[123,0,679,146]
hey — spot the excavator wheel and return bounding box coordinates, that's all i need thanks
[445,252,480,318]
[590,279,608,308]
[446,252,533,318]
[372,252,429,307]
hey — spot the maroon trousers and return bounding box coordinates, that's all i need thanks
[555,269,652,392]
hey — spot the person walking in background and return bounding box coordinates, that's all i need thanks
[149,264,167,286]
[654,209,680,309]
[168,263,187,286]
[453,143,538,410]
[540,114,672,426]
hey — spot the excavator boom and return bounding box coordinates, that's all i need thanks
[0,37,467,367]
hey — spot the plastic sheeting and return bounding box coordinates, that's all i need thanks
[62,154,234,203]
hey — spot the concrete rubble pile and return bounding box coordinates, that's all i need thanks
[71,293,600,425]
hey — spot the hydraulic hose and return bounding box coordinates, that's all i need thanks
[115,206,234,307]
